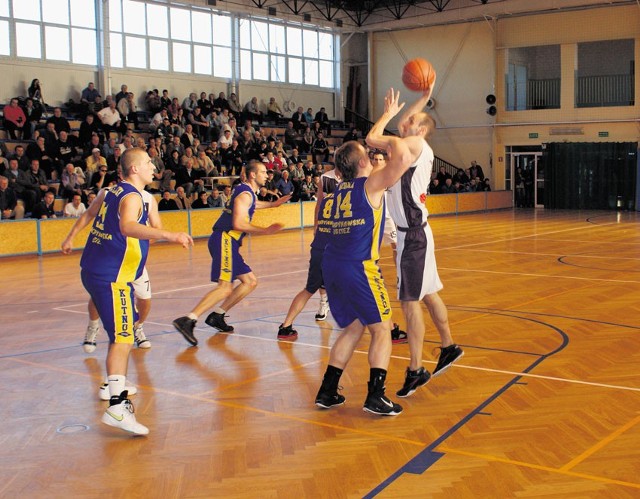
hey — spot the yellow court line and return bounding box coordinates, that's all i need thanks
[560,413,640,472]
[438,446,640,490]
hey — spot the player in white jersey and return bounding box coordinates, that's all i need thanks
[367,86,464,398]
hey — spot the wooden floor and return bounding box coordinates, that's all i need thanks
[1,209,640,498]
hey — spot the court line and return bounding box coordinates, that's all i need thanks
[437,446,640,490]
[438,267,640,284]
[560,413,640,472]
[4,356,428,449]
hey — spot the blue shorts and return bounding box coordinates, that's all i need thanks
[305,247,325,294]
[81,270,138,344]
[209,230,252,282]
[321,258,392,328]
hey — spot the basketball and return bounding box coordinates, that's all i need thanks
[402,58,436,92]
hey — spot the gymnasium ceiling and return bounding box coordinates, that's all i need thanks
[207,0,637,30]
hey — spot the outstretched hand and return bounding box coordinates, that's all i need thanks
[273,194,292,207]
[384,88,406,117]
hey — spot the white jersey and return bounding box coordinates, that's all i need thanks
[386,139,433,228]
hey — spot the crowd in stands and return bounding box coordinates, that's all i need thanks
[428,162,491,194]
[1,79,356,221]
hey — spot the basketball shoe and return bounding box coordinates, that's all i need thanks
[363,381,403,416]
[277,324,298,341]
[315,386,345,409]
[396,367,431,397]
[134,324,151,349]
[205,312,234,332]
[83,324,100,353]
[99,380,138,401]
[101,391,149,436]
[315,301,329,321]
[173,316,198,346]
[432,344,464,377]
[391,324,408,344]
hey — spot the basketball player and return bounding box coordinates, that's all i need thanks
[367,86,464,398]
[276,188,334,340]
[370,150,408,345]
[173,160,291,346]
[311,166,341,321]
[315,105,413,416]
[62,148,193,435]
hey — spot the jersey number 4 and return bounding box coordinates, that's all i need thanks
[323,191,352,220]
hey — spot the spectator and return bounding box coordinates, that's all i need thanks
[27,159,49,202]
[64,193,86,218]
[97,100,126,139]
[82,133,102,159]
[27,78,45,109]
[46,107,71,134]
[3,98,27,139]
[174,186,191,210]
[227,92,242,116]
[54,131,78,174]
[312,132,330,164]
[243,97,263,124]
[81,82,100,109]
[181,124,197,149]
[78,114,101,147]
[342,127,359,144]
[6,158,37,213]
[174,157,204,197]
[213,92,228,113]
[0,175,25,220]
[145,89,162,114]
[303,107,314,125]
[454,168,470,186]
[26,136,54,179]
[441,177,456,194]
[436,165,452,185]
[283,121,300,149]
[86,148,107,178]
[21,98,42,140]
[275,170,294,198]
[31,190,57,219]
[299,173,317,201]
[207,187,224,208]
[115,84,128,104]
[291,106,307,131]
[61,163,85,201]
[182,92,198,113]
[428,177,440,194]
[191,190,211,209]
[479,178,491,192]
[267,97,283,121]
[160,89,171,110]
[188,107,209,141]
[117,92,138,129]
[314,106,331,136]
[300,126,314,154]
[469,160,485,181]
[158,190,179,211]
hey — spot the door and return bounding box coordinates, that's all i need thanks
[512,152,544,207]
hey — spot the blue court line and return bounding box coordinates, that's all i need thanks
[449,305,640,331]
[364,312,569,498]
[557,255,640,273]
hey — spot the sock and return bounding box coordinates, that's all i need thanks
[322,365,343,391]
[108,374,126,399]
[213,307,226,315]
[369,368,387,392]
[187,313,198,320]
[88,319,100,328]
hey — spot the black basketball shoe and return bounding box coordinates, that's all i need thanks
[432,344,464,377]
[396,367,431,397]
[173,316,198,346]
[277,324,298,341]
[315,386,345,409]
[205,312,234,332]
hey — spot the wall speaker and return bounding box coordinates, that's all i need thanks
[486,94,497,115]
[303,13,311,22]
[207,0,216,6]
[268,7,276,16]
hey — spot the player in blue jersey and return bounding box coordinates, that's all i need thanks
[314,91,413,416]
[276,190,334,341]
[173,160,292,346]
[367,85,464,398]
[62,148,193,435]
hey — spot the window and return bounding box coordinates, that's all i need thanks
[110,33,123,68]
[213,46,232,78]
[123,0,145,36]
[170,8,191,42]
[0,20,9,56]
[172,42,191,73]
[576,40,634,108]
[0,0,9,17]
[13,0,40,22]
[125,36,146,69]
[149,39,169,71]
[192,11,211,44]
[45,26,69,61]
[213,14,232,46]
[194,44,212,75]
[42,0,69,25]
[72,28,96,65]
[147,4,168,38]
[70,0,95,29]
[506,45,560,111]
[15,23,41,59]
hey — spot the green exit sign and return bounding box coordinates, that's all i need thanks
[529,133,538,139]
[598,131,609,137]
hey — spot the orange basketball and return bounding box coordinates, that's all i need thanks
[402,58,436,92]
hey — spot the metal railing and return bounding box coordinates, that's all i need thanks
[576,74,635,107]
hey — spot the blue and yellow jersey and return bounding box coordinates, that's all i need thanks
[80,182,149,283]
[310,192,334,250]
[212,183,256,244]
[324,177,385,261]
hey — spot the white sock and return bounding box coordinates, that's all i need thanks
[213,307,226,315]
[320,295,328,304]
[107,374,126,399]
[89,319,100,328]
[187,313,198,320]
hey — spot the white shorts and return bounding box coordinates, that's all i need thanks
[132,267,151,300]
[382,215,397,246]
[395,223,442,301]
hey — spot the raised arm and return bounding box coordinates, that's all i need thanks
[232,191,284,234]
[366,136,413,200]
[397,74,435,131]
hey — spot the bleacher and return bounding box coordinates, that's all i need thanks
[1,99,353,219]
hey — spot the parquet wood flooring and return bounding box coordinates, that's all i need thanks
[1,209,639,498]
